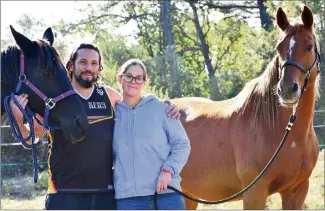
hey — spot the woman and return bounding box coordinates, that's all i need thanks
[113,59,191,210]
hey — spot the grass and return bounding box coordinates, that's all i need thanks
[1,151,324,210]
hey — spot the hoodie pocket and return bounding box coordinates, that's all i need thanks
[134,143,163,188]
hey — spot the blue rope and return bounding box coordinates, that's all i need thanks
[4,93,41,183]
[1,161,48,167]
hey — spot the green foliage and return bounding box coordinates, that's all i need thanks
[94,33,149,89]
[144,48,209,98]
[37,171,49,190]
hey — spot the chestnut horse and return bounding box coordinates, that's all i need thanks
[172,6,321,209]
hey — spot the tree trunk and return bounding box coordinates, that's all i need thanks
[257,0,272,31]
[189,2,220,100]
[160,0,181,98]
[323,1,325,66]
[208,75,220,100]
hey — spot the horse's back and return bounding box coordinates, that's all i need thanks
[171,97,236,122]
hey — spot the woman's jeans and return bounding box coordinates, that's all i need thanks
[116,192,186,210]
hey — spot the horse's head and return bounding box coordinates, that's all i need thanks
[6,26,89,142]
[275,6,321,107]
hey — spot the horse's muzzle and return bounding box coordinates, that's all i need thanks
[277,82,301,106]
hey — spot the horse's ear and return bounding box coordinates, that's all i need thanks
[10,25,34,52]
[43,27,54,46]
[301,5,313,28]
[276,7,289,31]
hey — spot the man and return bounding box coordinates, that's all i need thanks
[11,43,180,210]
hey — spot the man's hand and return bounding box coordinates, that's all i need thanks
[10,94,28,122]
[165,100,180,120]
[156,169,172,193]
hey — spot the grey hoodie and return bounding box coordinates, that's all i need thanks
[113,94,191,199]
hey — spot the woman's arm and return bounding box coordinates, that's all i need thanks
[161,117,191,175]
[157,114,191,192]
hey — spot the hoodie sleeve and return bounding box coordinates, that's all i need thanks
[162,111,191,175]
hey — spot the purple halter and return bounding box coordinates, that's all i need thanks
[15,52,77,129]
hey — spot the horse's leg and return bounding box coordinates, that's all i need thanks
[182,190,199,210]
[280,179,309,209]
[184,197,198,210]
[242,186,268,210]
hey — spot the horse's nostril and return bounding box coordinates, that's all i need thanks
[75,116,88,132]
[75,117,81,128]
[292,83,298,94]
[75,117,85,132]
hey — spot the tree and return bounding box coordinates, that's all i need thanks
[160,0,182,98]
[258,0,272,31]
[202,0,272,31]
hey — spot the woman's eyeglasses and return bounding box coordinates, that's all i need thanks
[121,74,145,84]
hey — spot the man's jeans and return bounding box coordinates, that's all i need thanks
[116,193,186,210]
[45,192,116,210]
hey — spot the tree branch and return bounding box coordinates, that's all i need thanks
[214,33,242,72]
[178,47,201,55]
[56,12,156,34]
[204,2,259,10]
[174,24,201,46]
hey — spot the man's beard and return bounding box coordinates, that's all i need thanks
[74,70,98,88]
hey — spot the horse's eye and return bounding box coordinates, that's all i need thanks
[305,45,313,52]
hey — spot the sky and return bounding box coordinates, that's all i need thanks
[2,1,82,36]
[1,1,138,52]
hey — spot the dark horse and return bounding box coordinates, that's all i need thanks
[1,26,88,143]
[172,6,320,209]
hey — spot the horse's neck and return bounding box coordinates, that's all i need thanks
[278,83,317,141]
[295,83,317,127]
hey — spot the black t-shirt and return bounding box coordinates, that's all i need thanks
[47,85,115,193]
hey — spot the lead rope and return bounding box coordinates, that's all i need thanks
[4,93,41,183]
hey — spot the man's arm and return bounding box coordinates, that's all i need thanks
[105,87,122,109]
[10,94,46,147]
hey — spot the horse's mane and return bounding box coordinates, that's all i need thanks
[1,45,21,92]
[235,55,280,130]
[36,39,64,72]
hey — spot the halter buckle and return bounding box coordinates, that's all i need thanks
[19,74,27,82]
[45,98,56,109]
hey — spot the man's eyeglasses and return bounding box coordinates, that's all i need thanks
[121,74,146,84]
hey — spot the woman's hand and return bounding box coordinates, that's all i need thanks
[10,94,28,122]
[156,169,172,193]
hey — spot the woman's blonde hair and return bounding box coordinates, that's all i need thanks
[118,58,147,81]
